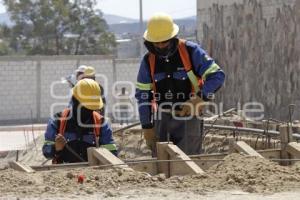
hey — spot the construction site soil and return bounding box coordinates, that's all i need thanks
[1,127,300,199]
[1,154,300,199]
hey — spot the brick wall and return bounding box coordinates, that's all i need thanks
[0,58,38,123]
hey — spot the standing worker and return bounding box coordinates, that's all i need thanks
[135,12,225,155]
[43,79,117,163]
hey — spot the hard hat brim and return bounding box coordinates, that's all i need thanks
[143,24,179,42]
[82,97,103,111]
[73,93,104,111]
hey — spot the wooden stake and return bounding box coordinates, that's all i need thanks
[9,161,35,173]
[279,124,293,165]
[156,142,170,177]
[166,144,205,176]
[286,142,300,165]
[87,147,132,170]
[87,147,98,166]
[286,142,300,157]
[156,142,205,177]
[232,141,264,158]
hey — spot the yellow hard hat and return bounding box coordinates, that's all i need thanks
[143,12,179,42]
[72,79,103,110]
[83,66,96,77]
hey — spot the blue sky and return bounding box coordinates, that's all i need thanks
[0,0,196,19]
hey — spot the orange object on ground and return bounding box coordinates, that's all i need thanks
[77,174,85,184]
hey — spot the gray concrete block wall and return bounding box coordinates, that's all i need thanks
[114,59,140,121]
[0,55,140,125]
[115,59,139,82]
[0,60,38,123]
[93,59,114,114]
[40,59,77,120]
[40,58,115,119]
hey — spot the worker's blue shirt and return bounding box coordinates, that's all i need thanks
[135,39,225,128]
[42,111,117,163]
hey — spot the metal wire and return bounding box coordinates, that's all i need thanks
[203,108,236,138]
[32,158,226,171]
[32,157,300,171]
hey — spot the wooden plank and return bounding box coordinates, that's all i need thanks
[9,161,35,173]
[89,147,133,171]
[190,153,227,170]
[131,150,278,173]
[92,148,124,165]
[228,138,237,154]
[280,125,293,165]
[286,142,300,158]
[280,125,294,146]
[156,142,170,177]
[87,147,98,166]
[233,141,264,158]
[30,148,282,173]
[130,161,157,176]
[165,144,205,176]
[257,149,281,159]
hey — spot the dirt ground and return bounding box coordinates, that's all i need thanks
[2,189,300,200]
[1,125,300,199]
[1,153,300,199]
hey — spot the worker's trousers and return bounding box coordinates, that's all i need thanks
[154,112,204,155]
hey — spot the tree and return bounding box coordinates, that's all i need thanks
[0,25,12,55]
[3,0,116,55]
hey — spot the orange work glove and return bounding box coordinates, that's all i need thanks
[178,95,204,117]
[143,128,157,151]
[55,134,66,151]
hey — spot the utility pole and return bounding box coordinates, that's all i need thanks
[139,0,144,58]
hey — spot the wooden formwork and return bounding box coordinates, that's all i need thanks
[156,142,205,177]
[9,124,300,178]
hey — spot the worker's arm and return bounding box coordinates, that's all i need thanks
[42,117,59,159]
[99,84,106,116]
[42,112,65,159]
[99,121,118,156]
[187,41,225,100]
[135,56,154,128]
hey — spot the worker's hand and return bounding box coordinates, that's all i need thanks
[143,128,157,151]
[178,95,204,117]
[55,134,66,151]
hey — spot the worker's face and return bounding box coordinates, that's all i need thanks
[153,40,171,55]
[153,40,171,49]
[76,72,84,80]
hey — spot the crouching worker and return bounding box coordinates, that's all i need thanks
[42,79,117,164]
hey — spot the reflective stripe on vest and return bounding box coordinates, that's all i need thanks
[148,39,203,95]
[59,108,102,138]
[136,82,152,90]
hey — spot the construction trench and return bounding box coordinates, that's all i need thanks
[2,112,300,199]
